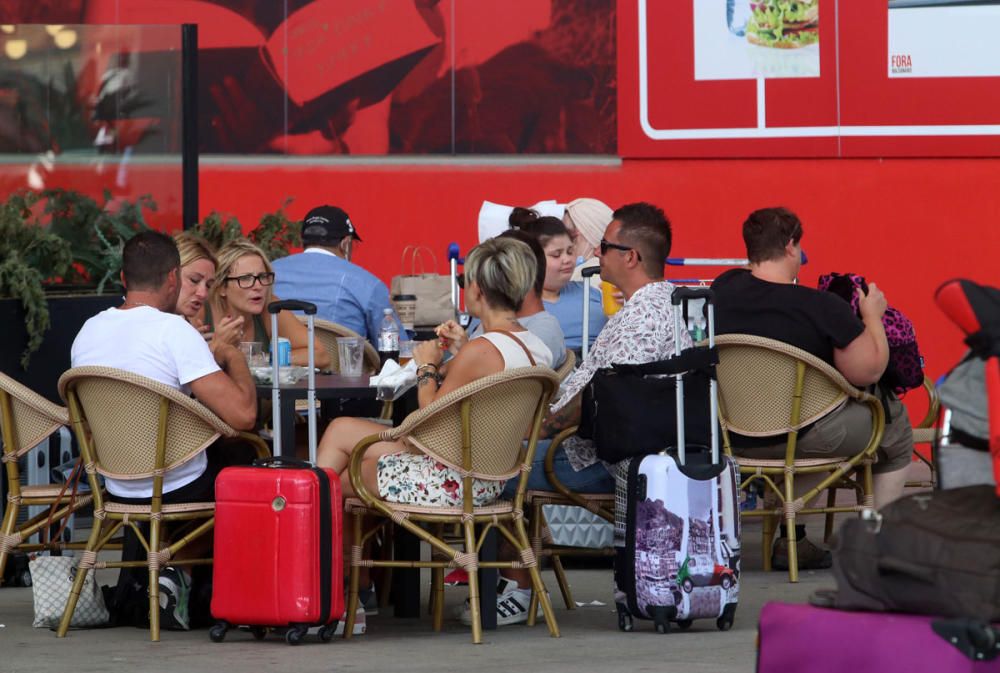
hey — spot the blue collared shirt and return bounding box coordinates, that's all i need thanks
[272,248,400,343]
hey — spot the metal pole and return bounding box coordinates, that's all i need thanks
[181,24,198,230]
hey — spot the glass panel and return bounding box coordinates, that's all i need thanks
[0,24,183,227]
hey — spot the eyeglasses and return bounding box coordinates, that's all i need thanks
[456,273,465,289]
[225,272,275,289]
[600,239,642,261]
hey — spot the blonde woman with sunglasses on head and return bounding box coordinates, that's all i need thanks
[204,238,330,369]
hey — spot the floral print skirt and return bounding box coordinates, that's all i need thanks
[376,452,506,507]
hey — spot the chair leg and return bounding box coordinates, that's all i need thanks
[514,519,559,638]
[551,556,574,610]
[148,518,161,642]
[344,512,363,640]
[761,513,777,573]
[462,519,482,644]
[823,488,837,543]
[0,500,18,585]
[376,522,394,609]
[56,519,103,638]
[783,474,798,584]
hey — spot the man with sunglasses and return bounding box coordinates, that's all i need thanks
[272,204,401,344]
[544,202,693,491]
[712,207,913,571]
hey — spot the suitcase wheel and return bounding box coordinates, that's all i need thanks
[318,623,338,642]
[716,603,736,632]
[285,626,307,646]
[250,627,268,641]
[209,623,228,643]
[615,604,634,633]
[675,619,693,631]
[649,606,673,635]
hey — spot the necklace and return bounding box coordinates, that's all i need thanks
[121,300,155,310]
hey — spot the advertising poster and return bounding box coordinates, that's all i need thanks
[888,0,1000,78]
[694,0,820,80]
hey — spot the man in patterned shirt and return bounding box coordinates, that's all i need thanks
[544,201,693,483]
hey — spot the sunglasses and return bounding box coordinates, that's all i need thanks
[225,272,275,289]
[600,238,643,261]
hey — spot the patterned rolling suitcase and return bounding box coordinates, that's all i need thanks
[210,300,344,645]
[758,602,1000,673]
[613,287,741,634]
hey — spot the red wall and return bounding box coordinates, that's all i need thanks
[200,156,998,392]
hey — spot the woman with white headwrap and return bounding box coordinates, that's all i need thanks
[563,197,613,281]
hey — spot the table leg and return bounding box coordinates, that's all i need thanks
[478,528,498,630]
[392,527,421,618]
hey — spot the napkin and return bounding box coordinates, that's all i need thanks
[369,359,418,398]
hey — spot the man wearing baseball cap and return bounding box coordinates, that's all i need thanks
[272,205,399,344]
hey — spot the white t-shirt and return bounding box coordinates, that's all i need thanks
[71,306,222,498]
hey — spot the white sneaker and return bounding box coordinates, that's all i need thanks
[332,606,367,635]
[458,579,542,627]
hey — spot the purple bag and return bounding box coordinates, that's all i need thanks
[817,272,925,394]
[758,603,1000,673]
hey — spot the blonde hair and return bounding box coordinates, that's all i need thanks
[464,237,535,312]
[211,238,275,309]
[174,231,217,270]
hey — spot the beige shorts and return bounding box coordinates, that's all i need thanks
[734,395,914,474]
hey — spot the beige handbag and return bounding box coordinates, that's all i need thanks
[390,246,454,327]
[30,555,110,628]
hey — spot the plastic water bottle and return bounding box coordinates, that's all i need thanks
[377,308,399,367]
[727,0,752,36]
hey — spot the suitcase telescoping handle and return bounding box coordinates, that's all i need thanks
[267,300,318,464]
[669,287,719,466]
[581,266,601,359]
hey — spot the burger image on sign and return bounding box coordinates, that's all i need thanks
[747,1,819,49]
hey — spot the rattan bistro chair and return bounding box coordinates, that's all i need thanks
[713,334,885,583]
[0,373,95,583]
[343,367,561,644]
[296,316,380,374]
[57,367,269,641]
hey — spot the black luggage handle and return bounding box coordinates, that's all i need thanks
[267,300,317,315]
[252,456,313,469]
[581,266,601,278]
[671,287,714,305]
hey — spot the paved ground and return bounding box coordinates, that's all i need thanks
[0,514,842,673]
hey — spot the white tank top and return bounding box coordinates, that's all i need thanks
[476,330,553,369]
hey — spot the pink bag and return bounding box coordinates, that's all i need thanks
[758,602,1000,673]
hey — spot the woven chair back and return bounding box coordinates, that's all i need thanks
[59,367,232,480]
[714,334,851,437]
[0,373,68,460]
[554,350,576,383]
[403,367,558,480]
[297,316,380,374]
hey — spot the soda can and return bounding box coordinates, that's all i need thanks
[277,337,292,366]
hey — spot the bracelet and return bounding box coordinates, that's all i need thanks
[417,371,440,386]
[416,363,439,374]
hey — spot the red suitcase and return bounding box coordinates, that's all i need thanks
[210,459,343,644]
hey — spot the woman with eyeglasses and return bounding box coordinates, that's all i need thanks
[204,238,330,369]
[515,215,605,355]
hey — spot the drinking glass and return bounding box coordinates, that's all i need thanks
[240,341,266,367]
[336,337,365,377]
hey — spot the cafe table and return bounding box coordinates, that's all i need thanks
[254,373,500,628]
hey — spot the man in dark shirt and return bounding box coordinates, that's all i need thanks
[713,207,914,569]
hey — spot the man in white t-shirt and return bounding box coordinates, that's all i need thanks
[72,230,257,501]
[71,231,258,631]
